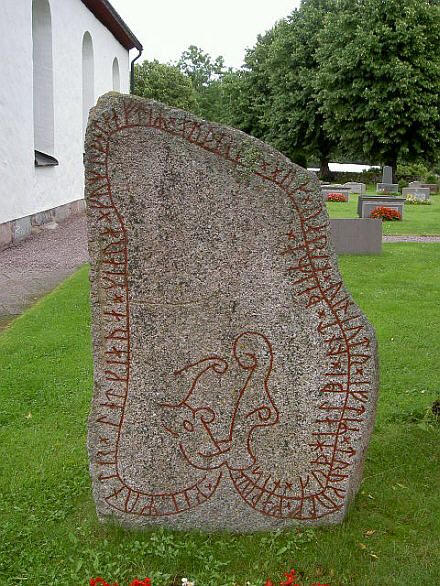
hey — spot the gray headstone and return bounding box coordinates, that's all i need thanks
[321,185,351,201]
[357,196,405,219]
[343,182,366,194]
[329,219,382,254]
[382,166,393,184]
[376,183,398,193]
[402,187,430,201]
[85,94,379,532]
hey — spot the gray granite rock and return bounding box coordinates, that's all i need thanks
[12,216,31,243]
[85,93,379,532]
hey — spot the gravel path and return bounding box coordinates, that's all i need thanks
[0,214,88,330]
[0,212,438,332]
[382,235,440,242]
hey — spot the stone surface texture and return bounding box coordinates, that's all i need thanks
[420,183,438,194]
[85,94,379,532]
[12,216,31,242]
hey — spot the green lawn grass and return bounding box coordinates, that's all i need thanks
[1,245,440,586]
[326,190,440,236]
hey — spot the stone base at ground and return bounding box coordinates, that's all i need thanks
[0,199,85,250]
[85,94,380,532]
[420,183,438,194]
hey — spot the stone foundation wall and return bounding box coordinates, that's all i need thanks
[0,199,85,250]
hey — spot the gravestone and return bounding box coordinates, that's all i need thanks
[376,165,398,193]
[320,184,350,201]
[329,219,382,254]
[382,166,393,184]
[421,183,438,194]
[85,93,379,532]
[357,195,405,218]
[343,182,366,194]
[402,187,430,201]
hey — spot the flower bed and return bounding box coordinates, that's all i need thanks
[89,569,330,586]
[327,192,346,202]
[370,206,402,221]
[90,579,151,586]
[265,568,329,585]
[405,193,432,205]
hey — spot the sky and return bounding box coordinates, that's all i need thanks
[110,0,301,70]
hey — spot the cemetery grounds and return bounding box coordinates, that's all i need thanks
[326,186,440,236]
[0,194,439,585]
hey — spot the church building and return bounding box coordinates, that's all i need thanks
[0,0,142,248]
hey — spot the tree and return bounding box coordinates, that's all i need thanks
[213,69,254,128]
[133,59,198,112]
[177,45,226,90]
[316,0,440,180]
[217,3,338,177]
[262,0,339,177]
[177,45,229,121]
[232,26,280,140]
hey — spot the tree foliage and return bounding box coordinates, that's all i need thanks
[177,45,230,121]
[230,27,280,140]
[133,59,198,112]
[177,45,226,90]
[316,0,440,176]
[217,3,338,176]
[133,2,440,179]
[262,0,339,176]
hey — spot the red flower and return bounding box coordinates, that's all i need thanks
[280,569,300,585]
[370,206,401,221]
[90,578,151,586]
[327,192,346,202]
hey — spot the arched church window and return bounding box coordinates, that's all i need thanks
[82,32,94,136]
[112,57,120,92]
[32,0,56,164]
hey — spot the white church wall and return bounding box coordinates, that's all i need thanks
[0,0,131,226]
[0,1,35,227]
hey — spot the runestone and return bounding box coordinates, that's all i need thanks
[85,93,379,532]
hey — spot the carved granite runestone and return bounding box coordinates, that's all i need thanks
[85,93,379,532]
